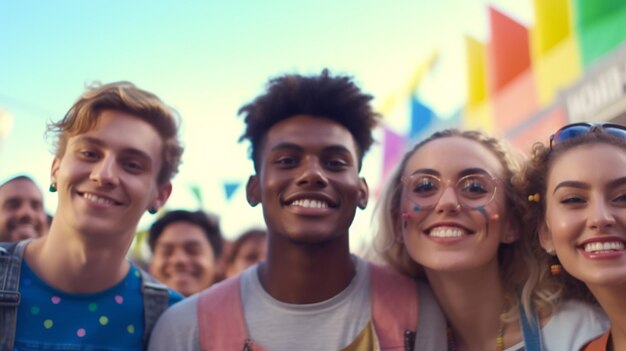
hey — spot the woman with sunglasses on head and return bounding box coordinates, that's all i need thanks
[374,129,608,351]
[517,123,626,351]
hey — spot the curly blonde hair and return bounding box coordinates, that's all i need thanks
[373,129,556,323]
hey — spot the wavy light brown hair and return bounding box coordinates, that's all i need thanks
[47,81,183,185]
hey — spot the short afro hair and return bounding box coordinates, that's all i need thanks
[238,69,379,172]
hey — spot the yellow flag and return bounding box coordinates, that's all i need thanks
[465,36,488,106]
[531,0,572,57]
[530,0,581,105]
[463,36,493,132]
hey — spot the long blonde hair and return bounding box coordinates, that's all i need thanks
[373,129,559,322]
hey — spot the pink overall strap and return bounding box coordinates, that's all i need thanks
[369,262,418,350]
[197,276,249,351]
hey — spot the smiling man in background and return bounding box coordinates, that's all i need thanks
[148,209,224,296]
[0,175,48,242]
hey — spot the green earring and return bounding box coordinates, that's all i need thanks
[49,183,57,193]
[148,208,157,215]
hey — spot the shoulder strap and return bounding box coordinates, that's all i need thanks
[0,240,28,351]
[197,276,261,351]
[519,306,544,351]
[413,280,448,351]
[369,262,418,351]
[139,268,170,350]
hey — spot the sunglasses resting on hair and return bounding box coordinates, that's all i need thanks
[549,122,626,149]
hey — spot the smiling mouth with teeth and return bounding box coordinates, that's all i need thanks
[83,192,118,206]
[428,227,465,238]
[290,199,329,209]
[582,241,625,253]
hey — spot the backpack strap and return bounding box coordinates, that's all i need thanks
[0,240,28,351]
[519,306,544,351]
[139,268,170,350]
[369,262,418,351]
[413,280,448,350]
[197,276,262,351]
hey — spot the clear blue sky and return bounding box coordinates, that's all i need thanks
[0,0,531,245]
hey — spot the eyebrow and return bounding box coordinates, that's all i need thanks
[409,167,491,178]
[269,143,353,155]
[269,142,303,153]
[458,168,491,178]
[74,136,153,164]
[322,145,353,154]
[410,168,439,177]
[73,135,103,147]
[553,181,590,194]
[158,239,205,248]
[607,176,626,189]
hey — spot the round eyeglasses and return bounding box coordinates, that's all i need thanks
[401,173,498,212]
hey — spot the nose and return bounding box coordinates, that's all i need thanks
[90,155,119,187]
[435,185,461,214]
[16,203,36,222]
[588,199,616,231]
[169,248,190,266]
[296,159,328,188]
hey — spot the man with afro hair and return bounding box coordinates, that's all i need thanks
[150,70,444,350]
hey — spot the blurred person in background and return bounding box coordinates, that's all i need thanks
[225,228,266,278]
[0,175,49,242]
[148,209,223,297]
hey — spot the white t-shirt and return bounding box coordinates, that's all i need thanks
[242,255,371,350]
[148,256,372,351]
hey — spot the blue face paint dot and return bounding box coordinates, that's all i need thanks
[413,205,420,212]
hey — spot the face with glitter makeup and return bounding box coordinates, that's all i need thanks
[541,143,626,287]
[399,137,514,273]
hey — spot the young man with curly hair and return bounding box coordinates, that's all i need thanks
[150,70,444,351]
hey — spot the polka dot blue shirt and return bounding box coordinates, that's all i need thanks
[14,260,182,351]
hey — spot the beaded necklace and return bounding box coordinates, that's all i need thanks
[447,321,504,351]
